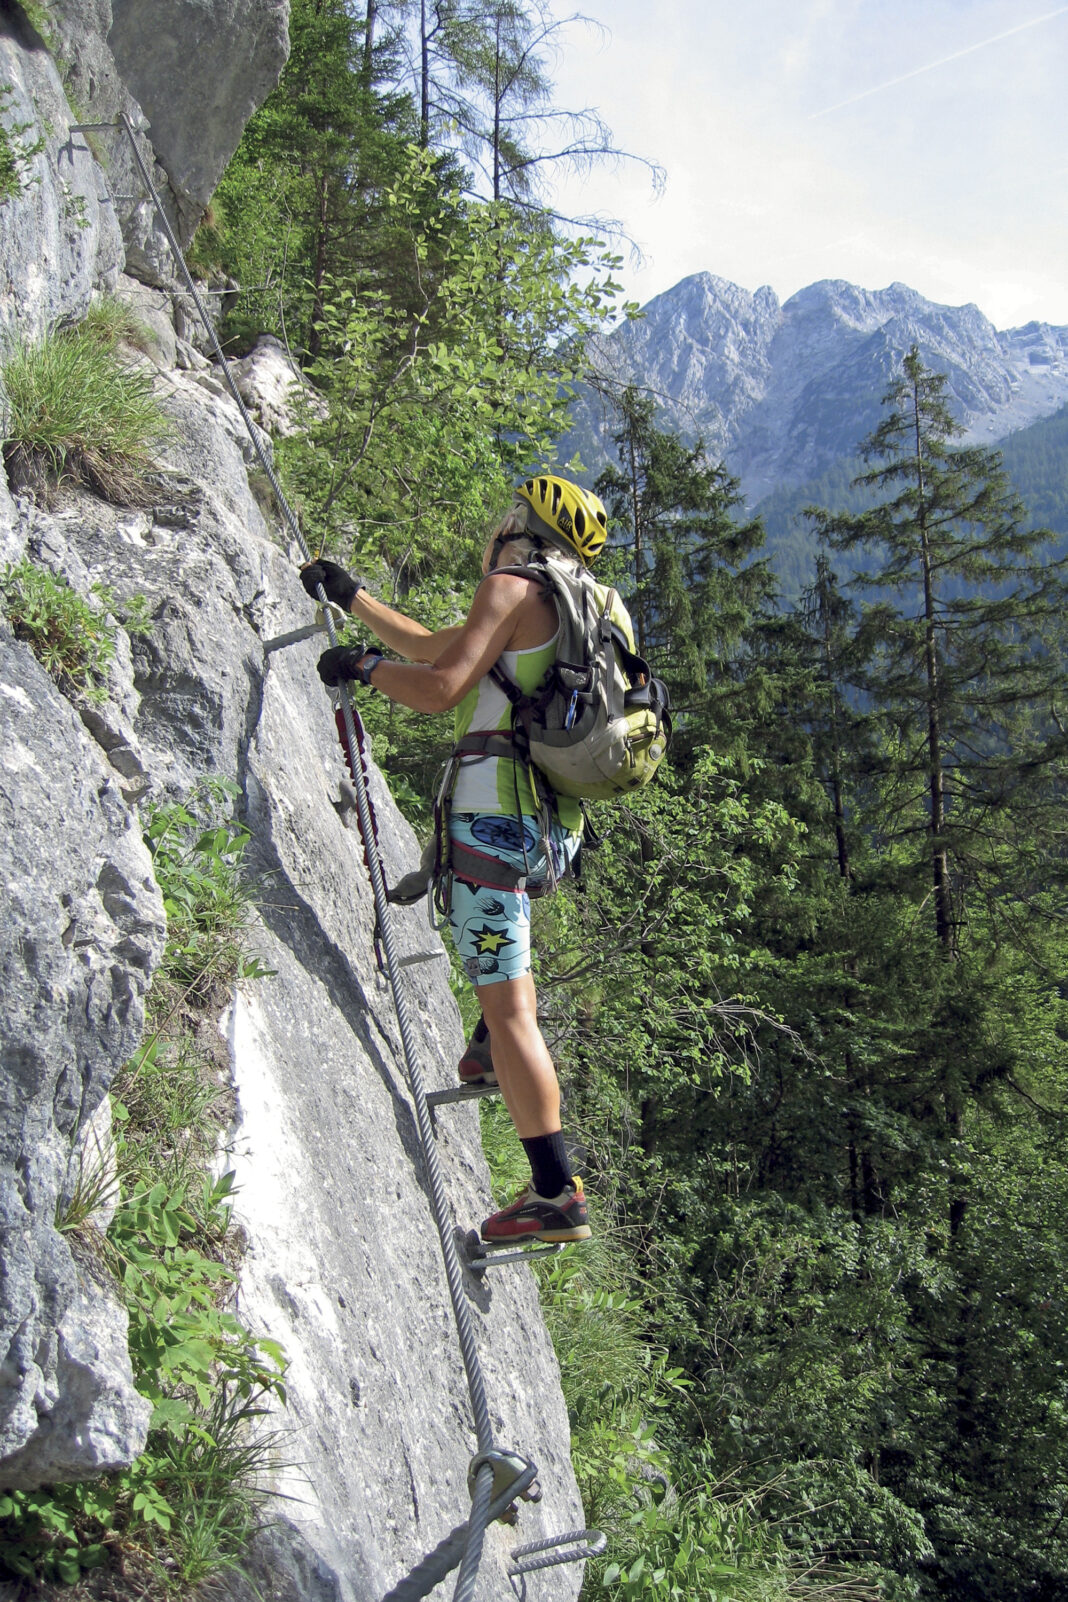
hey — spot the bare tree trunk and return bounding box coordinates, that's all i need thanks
[492,11,502,201]
[307,176,330,358]
[820,608,851,882]
[420,0,431,146]
[911,384,954,955]
[627,427,645,655]
[363,0,377,87]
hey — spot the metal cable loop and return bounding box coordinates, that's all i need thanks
[71,116,518,1597]
[381,1461,538,1602]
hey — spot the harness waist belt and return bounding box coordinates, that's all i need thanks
[452,731,516,761]
[448,837,551,899]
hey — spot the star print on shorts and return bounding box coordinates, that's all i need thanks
[473,924,515,956]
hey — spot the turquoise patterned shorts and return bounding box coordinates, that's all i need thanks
[447,812,580,987]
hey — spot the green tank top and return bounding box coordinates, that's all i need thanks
[452,632,583,830]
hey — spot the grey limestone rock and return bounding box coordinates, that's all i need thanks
[0,476,20,568]
[42,1,288,285]
[0,3,585,1574]
[0,14,124,347]
[113,271,179,369]
[2,354,585,1593]
[106,0,290,237]
[0,1274,153,1489]
[0,628,162,1487]
[230,335,327,437]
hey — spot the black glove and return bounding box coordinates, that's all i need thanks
[300,560,365,611]
[317,643,382,687]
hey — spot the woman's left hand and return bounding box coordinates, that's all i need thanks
[317,643,379,686]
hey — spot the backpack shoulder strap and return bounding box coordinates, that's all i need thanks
[477,558,558,702]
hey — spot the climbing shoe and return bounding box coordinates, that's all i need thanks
[458,1017,497,1086]
[480,1177,591,1246]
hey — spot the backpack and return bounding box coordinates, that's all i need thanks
[487,550,672,801]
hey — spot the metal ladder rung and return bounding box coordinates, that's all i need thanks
[508,1527,607,1592]
[427,1083,499,1109]
[462,1229,567,1274]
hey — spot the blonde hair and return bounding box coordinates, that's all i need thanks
[487,501,581,571]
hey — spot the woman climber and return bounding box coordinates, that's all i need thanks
[300,475,608,1247]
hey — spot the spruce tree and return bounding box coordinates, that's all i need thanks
[192,0,430,354]
[809,345,1068,952]
[594,385,769,742]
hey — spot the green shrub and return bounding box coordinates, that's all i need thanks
[1,557,117,702]
[0,557,152,703]
[1,320,169,504]
[0,85,45,203]
[142,784,273,1003]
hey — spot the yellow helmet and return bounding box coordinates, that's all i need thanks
[515,474,608,566]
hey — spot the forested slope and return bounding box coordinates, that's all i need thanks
[756,402,1068,599]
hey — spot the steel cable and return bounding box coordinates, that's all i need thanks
[72,114,508,1598]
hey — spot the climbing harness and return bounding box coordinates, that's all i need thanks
[70,113,603,1601]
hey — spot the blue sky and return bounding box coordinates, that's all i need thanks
[544,0,1068,330]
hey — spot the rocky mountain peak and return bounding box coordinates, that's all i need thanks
[571,271,1068,506]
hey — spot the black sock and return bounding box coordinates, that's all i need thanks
[521,1131,573,1199]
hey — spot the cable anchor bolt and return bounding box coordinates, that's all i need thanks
[467,1451,541,1526]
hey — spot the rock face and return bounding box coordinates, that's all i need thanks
[0,10,125,344]
[106,0,290,236]
[229,334,327,434]
[0,622,161,1486]
[5,0,289,302]
[0,12,585,1594]
[0,334,584,1602]
[0,341,586,1602]
[571,271,1068,504]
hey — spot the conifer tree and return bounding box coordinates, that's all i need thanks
[193,0,430,354]
[594,386,769,741]
[404,0,658,221]
[809,346,1068,952]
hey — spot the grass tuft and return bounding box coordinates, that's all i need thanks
[2,319,169,506]
[77,296,157,357]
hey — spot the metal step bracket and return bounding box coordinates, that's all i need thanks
[508,1528,607,1597]
[264,600,350,656]
[462,1229,566,1275]
[426,1081,499,1135]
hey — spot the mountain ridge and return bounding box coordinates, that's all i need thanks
[569,270,1068,506]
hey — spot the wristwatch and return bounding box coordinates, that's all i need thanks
[357,650,384,685]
